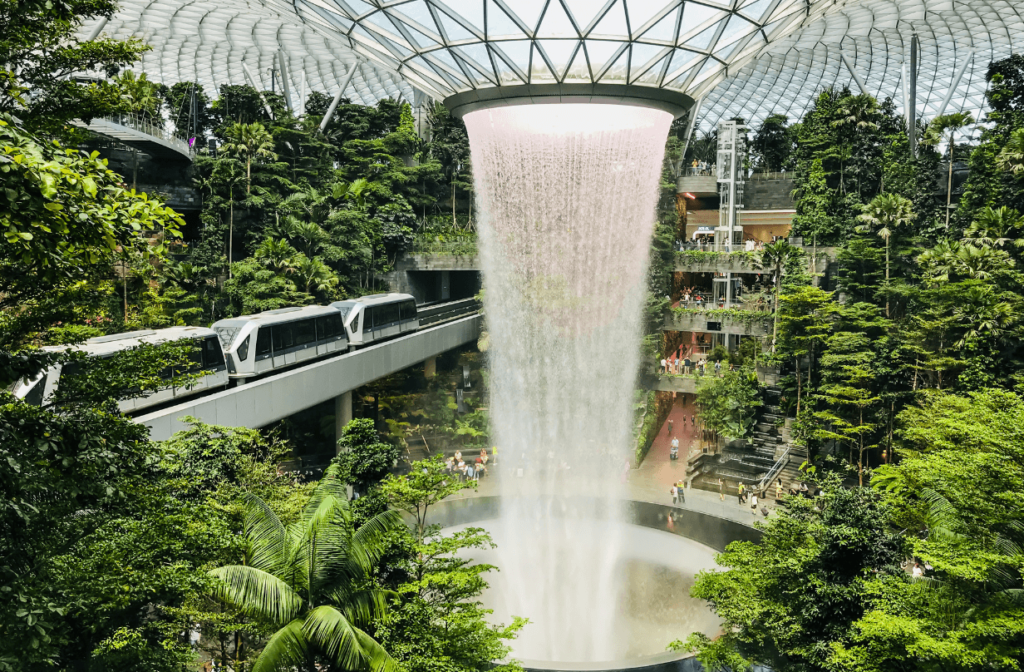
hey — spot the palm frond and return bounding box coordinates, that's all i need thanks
[350,509,406,570]
[304,606,397,672]
[209,565,303,625]
[920,487,965,543]
[333,588,396,626]
[244,493,289,574]
[252,619,311,672]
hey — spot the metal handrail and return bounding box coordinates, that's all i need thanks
[747,171,791,181]
[92,113,192,154]
[756,442,793,493]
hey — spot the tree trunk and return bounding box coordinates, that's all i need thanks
[946,139,954,230]
[795,356,802,416]
[771,266,781,351]
[229,190,234,280]
[885,236,890,318]
[246,157,252,194]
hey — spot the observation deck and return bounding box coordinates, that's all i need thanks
[72,113,192,162]
[662,309,770,337]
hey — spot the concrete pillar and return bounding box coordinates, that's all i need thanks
[334,391,353,452]
[425,356,437,379]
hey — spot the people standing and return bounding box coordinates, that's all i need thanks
[683,355,691,375]
[714,359,722,377]
[738,481,745,504]
[671,484,678,504]
[677,480,686,504]
[660,357,667,374]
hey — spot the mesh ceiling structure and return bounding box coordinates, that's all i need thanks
[86,0,1024,131]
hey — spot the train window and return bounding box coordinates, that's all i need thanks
[293,318,316,347]
[236,336,250,362]
[377,303,399,326]
[317,314,343,340]
[272,324,294,351]
[400,300,417,320]
[255,330,272,357]
[203,337,226,367]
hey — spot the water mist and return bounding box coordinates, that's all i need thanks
[464,104,673,662]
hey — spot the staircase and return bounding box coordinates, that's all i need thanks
[690,386,803,497]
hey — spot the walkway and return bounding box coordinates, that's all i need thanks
[72,114,192,161]
[445,397,771,530]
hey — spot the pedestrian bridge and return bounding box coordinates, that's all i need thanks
[138,314,481,441]
[73,114,193,161]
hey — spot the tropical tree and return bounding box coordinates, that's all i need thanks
[855,193,915,317]
[759,240,800,349]
[996,127,1024,176]
[253,238,300,274]
[964,205,1024,248]
[113,70,162,121]
[221,121,277,194]
[209,471,402,672]
[293,255,339,298]
[921,112,974,229]
[211,157,246,277]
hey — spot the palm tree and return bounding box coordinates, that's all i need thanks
[254,238,300,274]
[222,121,277,194]
[115,70,162,121]
[286,220,332,258]
[963,206,1024,249]
[954,285,1017,347]
[831,94,879,131]
[210,472,401,672]
[921,112,975,230]
[918,241,1015,283]
[212,158,246,278]
[855,193,915,317]
[996,128,1024,176]
[294,255,339,295]
[759,239,800,350]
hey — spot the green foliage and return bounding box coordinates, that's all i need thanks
[694,369,763,441]
[377,457,522,672]
[0,114,183,348]
[332,418,402,495]
[687,481,906,672]
[750,113,796,173]
[673,250,759,267]
[0,0,149,134]
[209,469,403,672]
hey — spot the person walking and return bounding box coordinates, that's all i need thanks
[714,359,722,377]
[776,479,784,501]
[677,480,686,504]
[750,492,758,515]
[668,417,674,435]
[671,484,678,504]
[660,357,667,374]
[737,481,745,505]
[670,436,680,460]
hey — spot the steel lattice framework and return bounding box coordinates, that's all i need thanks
[87,0,1024,129]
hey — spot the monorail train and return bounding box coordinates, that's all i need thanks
[10,326,228,413]
[331,293,419,347]
[211,305,348,381]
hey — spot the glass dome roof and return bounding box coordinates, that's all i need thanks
[85,0,1024,130]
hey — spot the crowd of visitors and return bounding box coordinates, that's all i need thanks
[689,159,717,176]
[444,448,492,481]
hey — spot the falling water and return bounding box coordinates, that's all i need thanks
[464,104,673,662]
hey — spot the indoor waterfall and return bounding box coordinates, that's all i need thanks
[464,104,674,662]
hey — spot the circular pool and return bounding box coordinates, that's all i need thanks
[428,497,761,672]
